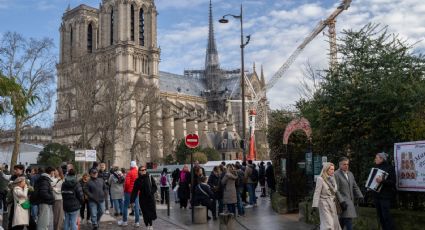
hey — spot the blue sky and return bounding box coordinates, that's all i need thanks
[1,0,425,115]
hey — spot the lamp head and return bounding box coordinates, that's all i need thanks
[219,18,229,23]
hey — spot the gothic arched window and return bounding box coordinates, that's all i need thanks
[87,23,93,53]
[139,9,144,46]
[131,5,135,41]
[110,8,114,45]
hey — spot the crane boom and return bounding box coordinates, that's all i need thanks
[255,0,352,103]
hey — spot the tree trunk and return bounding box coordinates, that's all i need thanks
[11,116,22,168]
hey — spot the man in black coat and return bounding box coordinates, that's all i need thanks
[195,176,216,220]
[265,162,276,195]
[373,152,396,230]
[259,162,267,197]
[85,168,108,230]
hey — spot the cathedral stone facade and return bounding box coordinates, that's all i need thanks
[53,0,268,167]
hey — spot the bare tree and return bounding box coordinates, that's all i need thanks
[129,82,162,162]
[298,60,324,99]
[0,32,56,168]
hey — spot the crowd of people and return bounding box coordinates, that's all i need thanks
[0,159,276,230]
[312,153,396,230]
[171,160,276,221]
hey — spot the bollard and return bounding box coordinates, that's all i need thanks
[193,206,207,224]
[219,213,235,230]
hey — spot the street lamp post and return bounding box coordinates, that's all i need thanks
[219,4,250,161]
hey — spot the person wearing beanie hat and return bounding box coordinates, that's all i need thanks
[372,152,396,230]
[130,161,137,168]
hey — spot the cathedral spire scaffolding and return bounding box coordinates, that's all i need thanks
[205,0,221,91]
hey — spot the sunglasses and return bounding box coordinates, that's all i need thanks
[139,169,146,171]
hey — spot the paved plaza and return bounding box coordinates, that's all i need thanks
[80,191,313,230]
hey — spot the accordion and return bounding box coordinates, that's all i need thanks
[365,168,389,192]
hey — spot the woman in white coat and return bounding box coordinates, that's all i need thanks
[312,162,341,230]
[12,176,30,230]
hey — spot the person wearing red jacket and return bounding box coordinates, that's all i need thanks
[118,161,140,227]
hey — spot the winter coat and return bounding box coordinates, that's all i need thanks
[79,179,89,201]
[244,164,257,184]
[259,165,266,186]
[51,177,64,200]
[33,173,55,205]
[61,176,84,212]
[12,186,29,227]
[373,162,396,200]
[124,167,138,193]
[208,172,223,199]
[312,176,342,230]
[98,169,111,186]
[178,171,191,201]
[334,169,363,218]
[265,165,276,190]
[109,172,124,200]
[221,172,238,204]
[85,176,107,203]
[131,174,157,222]
[194,183,214,206]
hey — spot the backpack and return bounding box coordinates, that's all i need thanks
[160,174,167,186]
[250,167,259,182]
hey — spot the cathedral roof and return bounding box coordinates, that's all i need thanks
[159,71,206,97]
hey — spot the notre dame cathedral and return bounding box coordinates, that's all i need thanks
[53,0,269,167]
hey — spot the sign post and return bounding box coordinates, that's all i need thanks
[185,134,199,223]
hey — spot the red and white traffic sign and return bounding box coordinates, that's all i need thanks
[185,133,199,148]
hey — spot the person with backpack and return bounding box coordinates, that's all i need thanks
[208,166,222,217]
[244,160,258,208]
[61,169,84,230]
[108,166,124,217]
[160,168,170,205]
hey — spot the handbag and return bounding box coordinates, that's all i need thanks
[18,199,31,210]
[323,178,342,215]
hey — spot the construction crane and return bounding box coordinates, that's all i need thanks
[243,0,352,160]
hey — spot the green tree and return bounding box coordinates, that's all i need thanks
[174,139,200,164]
[186,152,208,164]
[202,147,220,161]
[163,154,175,164]
[38,143,74,167]
[296,23,425,182]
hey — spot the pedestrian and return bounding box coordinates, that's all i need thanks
[234,164,245,217]
[312,162,342,230]
[177,165,191,209]
[335,157,363,230]
[208,166,223,216]
[372,152,396,230]
[171,168,180,203]
[12,177,29,230]
[33,166,55,230]
[62,169,84,230]
[221,164,238,215]
[259,162,266,197]
[108,166,124,217]
[6,164,26,230]
[265,162,276,195]
[131,166,157,230]
[52,167,64,230]
[191,166,203,208]
[118,161,140,227]
[85,168,108,230]
[244,160,258,208]
[98,163,110,214]
[194,176,216,220]
[159,168,170,204]
[79,173,91,224]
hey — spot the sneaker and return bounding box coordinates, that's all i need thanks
[245,205,253,208]
[135,222,140,227]
[105,210,110,214]
[117,220,128,226]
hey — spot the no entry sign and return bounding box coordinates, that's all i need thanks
[185,133,199,148]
